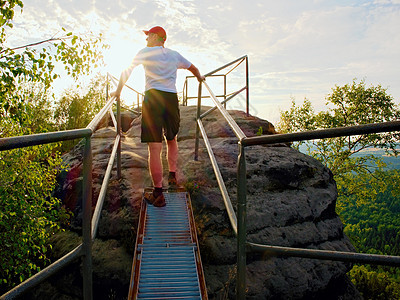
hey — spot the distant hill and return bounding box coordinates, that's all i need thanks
[353,148,400,170]
[298,144,400,170]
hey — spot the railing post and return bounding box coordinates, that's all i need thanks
[237,142,247,299]
[117,96,122,179]
[224,74,227,109]
[82,136,93,300]
[245,57,249,117]
[106,74,109,103]
[194,81,203,161]
[185,78,188,106]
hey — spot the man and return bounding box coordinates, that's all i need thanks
[111,26,205,207]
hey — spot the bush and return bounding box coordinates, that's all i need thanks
[0,118,67,293]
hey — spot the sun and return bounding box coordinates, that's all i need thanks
[103,25,146,107]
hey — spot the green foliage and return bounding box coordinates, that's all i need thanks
[349,265,400,300]
[277,79,400,203]
[0,0,109,292]
[278,80,400,298]
[0,1,23,32]
[0,117,68,292]
[0,82,70,293]
[3,82,58,135]
[337,169,400,300]
[53,74,107,152]
[339,170,400,254]
[0,0,108,123]
[278,97,317,134]
[54,74,107,131]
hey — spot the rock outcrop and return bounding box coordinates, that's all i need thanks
[32,106,360,299]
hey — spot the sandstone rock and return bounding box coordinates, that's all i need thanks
[36,105,360,299]
[96,109,137,132]
[183,138,360,299]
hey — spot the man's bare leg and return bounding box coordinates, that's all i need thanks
[145,142,165,206]
[166,136,178,173]
[166,136,178,185]
[148,142,163,188]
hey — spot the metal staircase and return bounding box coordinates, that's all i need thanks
[128,190,208,299]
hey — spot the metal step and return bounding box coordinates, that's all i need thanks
[128,191,207,299]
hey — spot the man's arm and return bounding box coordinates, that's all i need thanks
[110,66,134,98]
[188,64,205,82]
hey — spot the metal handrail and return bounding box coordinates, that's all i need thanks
[182,74,228,105]
[107,73,144,110]
[0,245,83,299]
[194,57,400,299]
[107,73,144,97]
[87,95,117,131]
[183,56,249,115]
[241,121,400,146]
[0,133,94,300]
[0,128,92,151]
[203,81,246,141]
[204,55,247,77]
[200,87,247,119]
[194,56,250,160]
[196,119,238,234]
[247,242,400,265]
[91,134,120,241]
[1,80,124,300]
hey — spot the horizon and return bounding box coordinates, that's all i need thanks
[7,0,400,124]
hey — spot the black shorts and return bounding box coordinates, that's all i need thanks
[141,89,180,143]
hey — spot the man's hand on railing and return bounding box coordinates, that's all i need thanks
[110,90,120,99]
[188,64,205,82]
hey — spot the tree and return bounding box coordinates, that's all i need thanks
[53,73,108,152]
[54,74,107,131]
[0,84,69,291]
[278,80,400,299]
[0,0,108,291]
[277,79,400,202]
[0,0,108,123]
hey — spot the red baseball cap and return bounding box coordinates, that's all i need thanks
[143,26,167,41]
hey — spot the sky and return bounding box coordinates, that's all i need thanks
[7,0,400,125]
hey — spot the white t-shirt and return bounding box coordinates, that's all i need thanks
[126,46,192,93]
